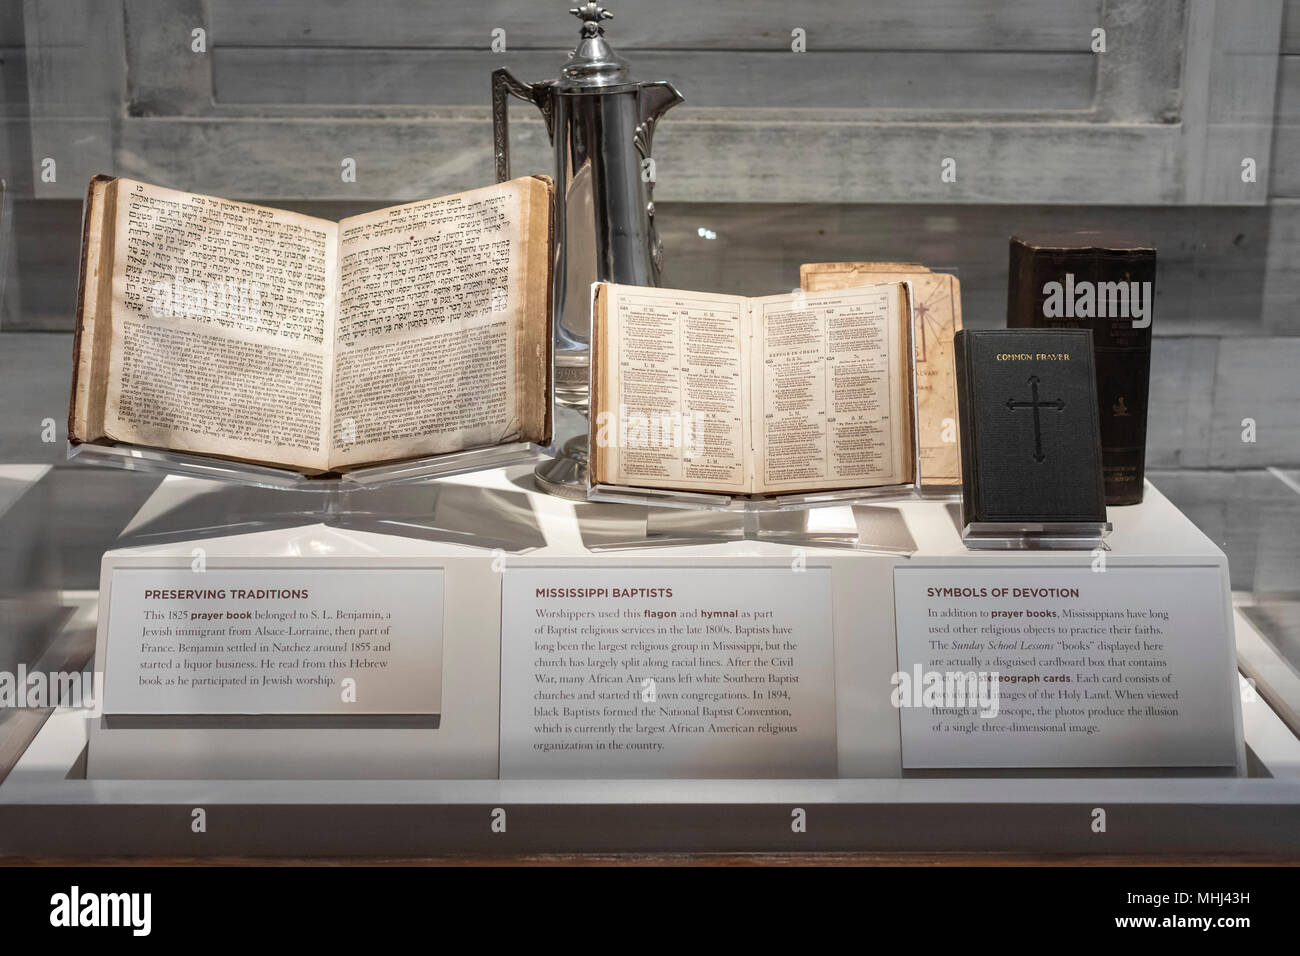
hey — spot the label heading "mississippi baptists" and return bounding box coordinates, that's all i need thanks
[536,587,673,599]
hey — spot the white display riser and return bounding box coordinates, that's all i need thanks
[86,472,1243,780]
[0,658,1296,856]
[0,470,1291,855]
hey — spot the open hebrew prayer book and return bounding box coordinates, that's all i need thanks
[590,280,916,497]
[69,175,553,475]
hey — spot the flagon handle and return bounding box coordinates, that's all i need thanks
[492,68,548,183]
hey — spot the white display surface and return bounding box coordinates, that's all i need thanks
[499,567,836,778]
[81,471,1244,780]
[103,568,443,719]
[894,566,1239,769]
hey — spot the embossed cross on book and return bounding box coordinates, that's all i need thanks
[1006,375,1065,463]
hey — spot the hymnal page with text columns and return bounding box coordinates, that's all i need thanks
[750,284,909,494]
[593,284,751,494]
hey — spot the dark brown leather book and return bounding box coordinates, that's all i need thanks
[1007,234,1154,505]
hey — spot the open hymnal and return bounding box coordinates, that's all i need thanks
[69,174,553,475]
[801,262,962,487]
[589,281,917,497]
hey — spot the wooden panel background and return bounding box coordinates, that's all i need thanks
[1272,0,1300,196]
[209,48,1099,111]
[205,1,1102,50]
[21,0,1279,204]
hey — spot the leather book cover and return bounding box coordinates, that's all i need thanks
[954,328,1106,525]
[1007,234,1154,505]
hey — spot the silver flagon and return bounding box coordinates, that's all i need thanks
[492,2,683,498]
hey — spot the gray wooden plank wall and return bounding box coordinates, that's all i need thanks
[1272,0,1300,195]
[21,0,1224,204]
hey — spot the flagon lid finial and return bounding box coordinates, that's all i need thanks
[560,3,633,90]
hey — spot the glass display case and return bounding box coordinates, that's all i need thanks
[0,0,1298,887]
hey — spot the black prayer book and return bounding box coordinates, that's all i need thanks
[954,329,1106,526]
[1007,234,1154,505]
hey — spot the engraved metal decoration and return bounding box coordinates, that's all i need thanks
[571,2,613,35]
[491,4,683,498]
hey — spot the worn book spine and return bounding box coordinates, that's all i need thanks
[953,330,981,521]
[1006,238,1153,505]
